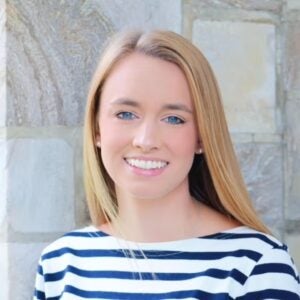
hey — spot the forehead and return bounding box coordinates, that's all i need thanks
[100,53,193,109]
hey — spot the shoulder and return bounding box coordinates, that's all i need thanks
[34,226,116,298]
[39,225,108,261]
[227,227,300,299]
[208,226,287,252]
[243,228,299,279]
[221,227,298,270]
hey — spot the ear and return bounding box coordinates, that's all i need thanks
[95,133,101,148]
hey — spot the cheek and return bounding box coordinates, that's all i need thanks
[100,129,130,158]
[177,138,196,153]
[168,129,198,154]
[99,135,125,180]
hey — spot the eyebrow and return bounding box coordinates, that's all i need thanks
[110,98,193,114]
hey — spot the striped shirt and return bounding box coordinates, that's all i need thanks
[34,226,300,299]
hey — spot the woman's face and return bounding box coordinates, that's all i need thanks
[97,52,199,201]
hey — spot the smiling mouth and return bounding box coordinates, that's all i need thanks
[125,158,169,170]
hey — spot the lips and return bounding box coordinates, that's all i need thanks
[125,158,168,170]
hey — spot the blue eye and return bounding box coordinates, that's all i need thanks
[164,116,185,125]
[116,112,137,120]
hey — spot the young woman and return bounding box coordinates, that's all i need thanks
[34,30,300,299]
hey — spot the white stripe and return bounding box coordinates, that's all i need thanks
[42,252,256,276]
[60,272,243,294]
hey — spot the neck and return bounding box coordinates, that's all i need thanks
[112,183,203,242]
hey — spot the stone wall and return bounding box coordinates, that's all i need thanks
[0,0,299,298]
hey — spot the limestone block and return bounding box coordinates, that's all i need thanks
[185,0,283,13]
[286,99,300,220]
[285,20,300,95]
[0,243,8,300]
[7,139,75,232]
[0,0,6,127]
[231,133,253,144]
[286,163,300,220]
[193,21,276,133]
[285,99,300,151]
[94,0,181,32]
[287,0,300,10]
[6,0,181,127]
[253,133,282,143]
[235,143,284,233]
[8,242,48,300]
[231,133,282,144]
[0,139,7,234]
[6,0,111,127]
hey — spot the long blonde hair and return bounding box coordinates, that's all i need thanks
[83,30,270,234]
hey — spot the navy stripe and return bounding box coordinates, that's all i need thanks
[42,247,261,262]
[37,264,43,276]
[205,232,283,249]
[64,231,107,238]
[44,265,247,284]
[251,262,299,280]
[236,289,300,300]
[34,289,45,300]
[62,284,233,299]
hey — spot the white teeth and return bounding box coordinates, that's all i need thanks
[125,158,168,170]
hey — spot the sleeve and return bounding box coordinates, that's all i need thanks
[33,258,46,300]
[236,245,300,299]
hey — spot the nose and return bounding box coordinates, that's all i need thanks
[132,120,160,152]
